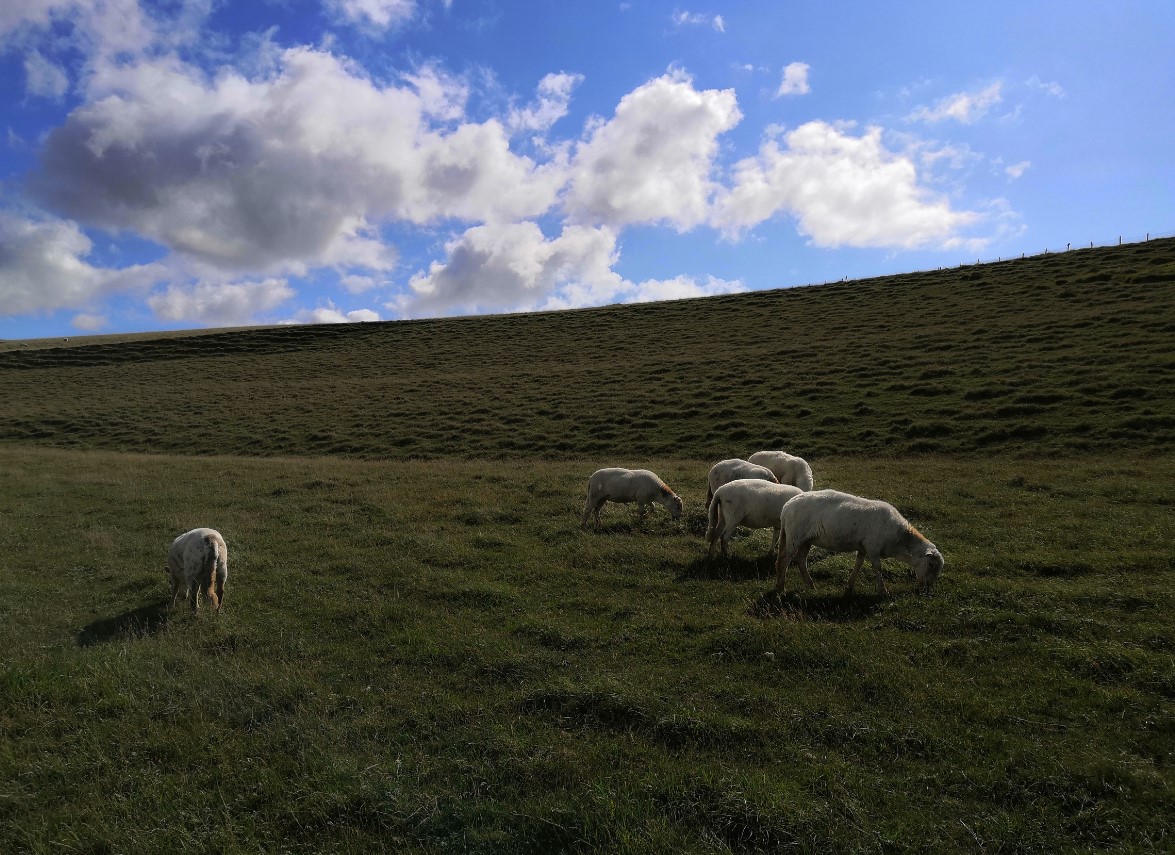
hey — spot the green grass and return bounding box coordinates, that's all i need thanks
[0,238,1172,460]
[1,238,1174,852]
[1,448,1172,853]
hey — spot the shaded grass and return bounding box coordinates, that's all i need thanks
[1,239,1173,461]
[1,447,1172,852]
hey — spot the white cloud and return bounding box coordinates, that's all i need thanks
[286,302,381,324]
[672,11,725,32]
[712,121,980,249]
[1,0,170,62]
[623,274,744,304]
[565,71,740,230]
[402,62,469,121]
[325,0,417,30]
[1004,160,1031,181]
[1026,76,1065,98]
[31,48,564,274]
[0,0,74,40]
[23,50,69,99]
[776,62,810,97]
[147,278,294,327]
[0,210,161,314]
[907,82,1003,124]
[71,312,107,330]
[398,221,744,317]
[400,222,625,316]
[507,71,584,134]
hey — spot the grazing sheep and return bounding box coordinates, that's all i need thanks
[706,479,803,560]
[774,490,943,596]
[747,450,815,491]
[165,528,229,613]
[582,468,684,528]
[705,459,779,508]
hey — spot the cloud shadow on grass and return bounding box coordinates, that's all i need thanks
[78,599,171,647]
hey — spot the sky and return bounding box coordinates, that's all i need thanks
[1,1,1172,339]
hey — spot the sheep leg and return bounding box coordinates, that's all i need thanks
[872,556,889,595]
[581,492,600,527]
[721,511,740,560]
[846,550,866,594]
[795,544,815,589]
[775,543,800,594]
[188,579,200,612]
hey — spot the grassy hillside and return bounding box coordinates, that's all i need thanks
[1,448,1172,853]
[1,239,1173,852]
[1,238,1172,460]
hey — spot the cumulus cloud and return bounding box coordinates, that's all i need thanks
[508,71,584,134]
[623,274,745,304]
[0,0,74,39]
[71,312,107,330]
[24,50,70,99]
[672,11,725,32]
[907,82,1003,124]
[30,47,564,274]
[0,210,162,314]
[398,220,745,317]
[285,303,381,324]
[1004,160,1031,181]
[325,0,417,30]
[712,121,979,249]
[776,62,810,97]
[1026,76,1065,98]
[400,222,625,316]
[146,278,294,327]
[565,71,740,230]
[1,0,170,63]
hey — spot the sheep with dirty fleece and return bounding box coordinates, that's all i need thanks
[774,490,943,596]
[747,450,815,491]
[165,527,229,612]
[704,458,779,508]
[706,479,803,560]
[581,468,683,528]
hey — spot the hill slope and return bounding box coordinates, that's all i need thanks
[2,238,1172,459]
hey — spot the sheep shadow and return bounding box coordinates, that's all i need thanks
[749,589,885,623]
[77,599,172,647]
[677,554,776,583]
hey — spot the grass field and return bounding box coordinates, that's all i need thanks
[1,238,1172,460]
[1,239,1173,853]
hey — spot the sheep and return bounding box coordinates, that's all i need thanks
[705,479,803,560]
[747,450,815,492]
[774,490,943,596]
[704,458,778,508]
[164,527,229,613]
[582,468,683,528]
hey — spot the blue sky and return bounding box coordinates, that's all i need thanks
[1,0,1172,339]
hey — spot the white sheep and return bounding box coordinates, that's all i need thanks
[747,450,815,491]
[582,468,683,528]
[774,489,943,596]
[165,527,229,612]
[705,458,779,508]
[705,479,803,560]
